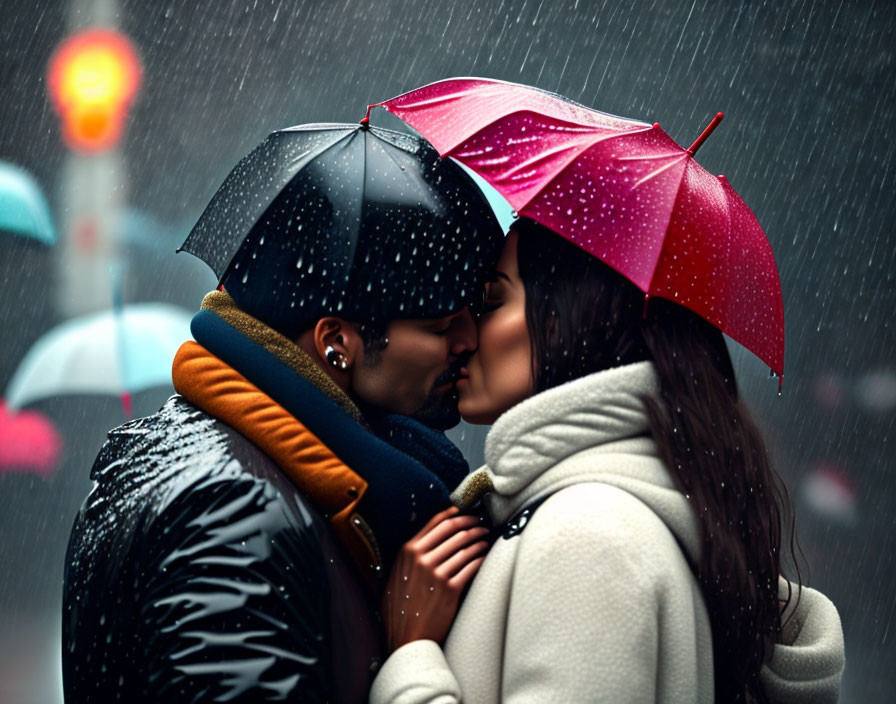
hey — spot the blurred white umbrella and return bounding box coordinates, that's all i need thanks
[5,303,192,416]
[0,161,56,245]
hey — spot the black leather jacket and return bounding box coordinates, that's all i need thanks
[62,396,382,703]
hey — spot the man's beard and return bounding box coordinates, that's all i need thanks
[411,357,468,430]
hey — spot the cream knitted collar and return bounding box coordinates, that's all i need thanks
[452,362,660,518]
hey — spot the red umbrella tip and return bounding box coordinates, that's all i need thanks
[687,112,724,155]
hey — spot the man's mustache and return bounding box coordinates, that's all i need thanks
[434,354,472,387]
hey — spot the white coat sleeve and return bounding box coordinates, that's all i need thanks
[370,639,462,704]
[759,579,845,704]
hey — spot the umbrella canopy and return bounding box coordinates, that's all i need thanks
[0,161,56,245]
[368,78,785,376]
[4,303,192,412]
[0,401,62,478]
[179,122,503,335]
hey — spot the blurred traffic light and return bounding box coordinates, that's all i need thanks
[47,29,141,153]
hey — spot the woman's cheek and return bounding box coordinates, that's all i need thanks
[484,308,531,400]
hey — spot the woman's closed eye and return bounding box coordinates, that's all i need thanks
[481,298,502,314]
[478,281,503,315]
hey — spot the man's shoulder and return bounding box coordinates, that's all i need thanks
[94,395,298,496]
[62,401,374,703]
[73,395,326,562]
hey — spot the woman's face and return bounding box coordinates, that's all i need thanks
[457,229,534,424]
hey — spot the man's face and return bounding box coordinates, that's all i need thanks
[350,309,477,430]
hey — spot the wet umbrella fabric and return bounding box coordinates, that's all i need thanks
[0,160,56,245]
[369,78,785,376]
[0,401,62,478]
[4,303,192,413]
[179,123,503,335]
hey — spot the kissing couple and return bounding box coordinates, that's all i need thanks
[63,79,844,704]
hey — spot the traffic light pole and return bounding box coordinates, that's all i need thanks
[55,0,126,318]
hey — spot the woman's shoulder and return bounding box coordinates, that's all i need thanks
[520,482,690,582]
[518,482,688,570]
[534,480,673,529]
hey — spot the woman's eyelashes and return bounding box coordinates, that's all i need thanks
[478,281,502,315]
[481,299,502,314]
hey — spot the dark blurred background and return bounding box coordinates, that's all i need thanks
[1,0,893,701]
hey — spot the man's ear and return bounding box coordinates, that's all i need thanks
[312,317,362,370]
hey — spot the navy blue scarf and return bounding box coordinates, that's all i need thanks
[191,309,468,570]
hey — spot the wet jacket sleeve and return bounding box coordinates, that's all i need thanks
[136,473,334,702]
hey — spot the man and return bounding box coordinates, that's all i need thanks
[62,124,503,702]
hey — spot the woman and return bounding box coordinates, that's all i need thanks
[370,218,845,703]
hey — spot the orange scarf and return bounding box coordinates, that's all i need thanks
[172,340,382,585]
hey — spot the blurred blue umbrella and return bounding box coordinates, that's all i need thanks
[0,161,56,244]
[116,207,189,252]
[4,303,192,416]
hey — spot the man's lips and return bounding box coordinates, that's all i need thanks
[434,359,470,388]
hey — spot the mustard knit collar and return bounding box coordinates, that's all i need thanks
[200,290,363,424]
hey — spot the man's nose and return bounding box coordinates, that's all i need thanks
[449,308,478,356]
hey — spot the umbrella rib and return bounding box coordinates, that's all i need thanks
[494,141,593,180]
[441,110,603,156]
[232,128,359,268]
[632,153,690,189]
[618,152,684,162]
[512,125,656,210]
[643,162,692,299]
[384,84,510,112]
[367,129,418,172]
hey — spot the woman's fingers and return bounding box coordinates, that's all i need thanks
[435,539,490,580]
[424,525,490,566]
[448,555,486,592]
[414,513,483,553]
[412,505,459,541]
[381,509,491,652]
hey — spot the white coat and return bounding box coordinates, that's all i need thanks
[371,362,845,704]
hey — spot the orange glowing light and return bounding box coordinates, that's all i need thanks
[47,29,142,153]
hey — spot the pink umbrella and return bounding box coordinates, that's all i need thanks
[366,77,785,378]
[799,462,857,526]
[0,401,63,478]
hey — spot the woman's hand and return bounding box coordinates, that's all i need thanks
[382,506,490,653]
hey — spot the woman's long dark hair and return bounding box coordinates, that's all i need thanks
[514,218,798,703]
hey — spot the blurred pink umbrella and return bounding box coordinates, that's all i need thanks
[0,401,63,478]
[367,77,785,378]
[799,462,857,526]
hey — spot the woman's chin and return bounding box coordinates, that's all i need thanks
[458,393,499,425]
[459,410,496,425]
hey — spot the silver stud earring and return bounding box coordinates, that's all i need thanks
[325,345,348,370]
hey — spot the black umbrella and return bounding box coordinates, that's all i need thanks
[179,123,503,335]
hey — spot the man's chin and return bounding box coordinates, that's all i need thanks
[411,388,461,430]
